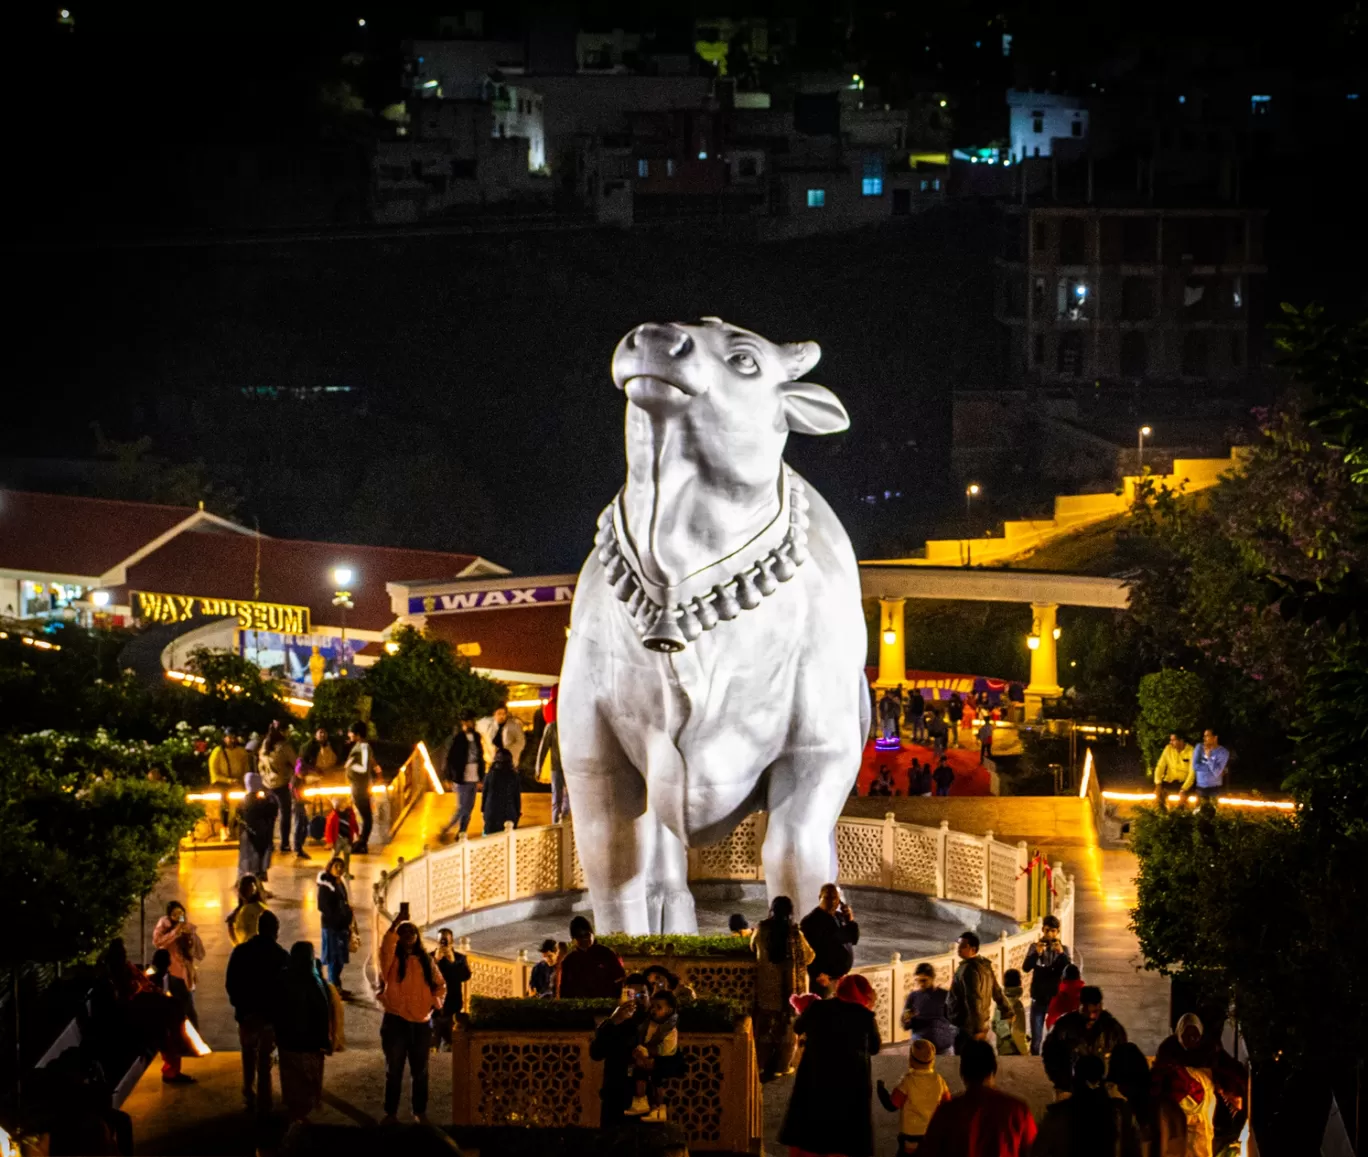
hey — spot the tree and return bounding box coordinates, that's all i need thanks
[0,740,200,967]
[1135,669,1208,771]
[359,626,505,749]
[1131,308,1368,1149]
[306,677,372,739]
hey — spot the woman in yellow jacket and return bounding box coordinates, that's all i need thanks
[377,914,447,1125]
[1153,733,1195,810]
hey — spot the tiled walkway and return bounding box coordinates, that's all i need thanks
[120,789,1170,1152]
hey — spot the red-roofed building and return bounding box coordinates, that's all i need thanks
[1,489,505,694]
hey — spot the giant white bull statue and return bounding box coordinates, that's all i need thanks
[559,318,870,934]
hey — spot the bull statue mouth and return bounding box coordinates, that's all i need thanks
[620,373,708,408]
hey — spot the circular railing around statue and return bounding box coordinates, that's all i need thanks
[372,810,1076,1050]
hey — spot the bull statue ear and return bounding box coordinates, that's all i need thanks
[782,340,822,379]
[781,380,850,436]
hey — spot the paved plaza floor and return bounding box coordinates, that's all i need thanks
[119,787,1171,1153]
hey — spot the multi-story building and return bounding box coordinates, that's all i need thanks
[1007,90,1089,161]
[995,205,1266,389]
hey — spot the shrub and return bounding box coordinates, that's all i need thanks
[597,933,754,959]
[1135,669,1209,772]
[467,996,743,1033]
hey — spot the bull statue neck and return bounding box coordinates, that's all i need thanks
[620,406,786,590]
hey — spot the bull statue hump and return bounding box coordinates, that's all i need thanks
[558,318,871,935]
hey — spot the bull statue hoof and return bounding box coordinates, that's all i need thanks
[559,318,871,935]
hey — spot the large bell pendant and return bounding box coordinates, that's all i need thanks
[643,605,688,653]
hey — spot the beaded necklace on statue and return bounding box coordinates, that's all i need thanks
[593,469,812,654]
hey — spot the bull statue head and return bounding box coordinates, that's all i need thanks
[611,317,849,605]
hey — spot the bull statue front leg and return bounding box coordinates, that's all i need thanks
[641,799,696,933]
[762,750,861,913]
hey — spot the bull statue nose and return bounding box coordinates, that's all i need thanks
[626,323,694,359]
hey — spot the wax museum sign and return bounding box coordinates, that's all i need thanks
[410,585,575,615]
[133,590,312,634]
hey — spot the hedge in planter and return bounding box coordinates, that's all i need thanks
[468,996,744,1033]
[597,933,753,959]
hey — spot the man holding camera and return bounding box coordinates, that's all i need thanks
[1021,914,1071,1055]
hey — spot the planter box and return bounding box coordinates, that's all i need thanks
[451,1019,763,1153]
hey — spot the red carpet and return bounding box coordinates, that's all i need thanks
[859,740,993,796]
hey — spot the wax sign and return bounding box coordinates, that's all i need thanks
[410,584,575,615]
[133,590,311,634]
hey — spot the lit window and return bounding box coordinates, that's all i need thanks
[1250,94,1271,114]
[920,179,929,192]
[637,159,649,178]
[862,178,883,195]
[698,150,708,160]
[666,159,676,177]
[1178,94,1186,104]
[932,178,941,191]
[806,188,825,208]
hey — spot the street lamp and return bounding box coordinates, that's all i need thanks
[1026,633,1041,651]
[90,590,110,608]
[332,566,355,675]
[964,483,981,566]
[1138,425,1152,472]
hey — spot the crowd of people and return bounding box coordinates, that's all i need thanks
[878,687,1020,751]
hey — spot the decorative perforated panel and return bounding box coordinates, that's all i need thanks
[570,829,587,890]
[989,845,1019,915]
[429,849,464,922]
[893,826,939,894]
[468,839,509,908]
[945,837,986,904]
[836,822,884,885]
[695,814,762,879]
[673,961,754,1006]
[475,1041,585,1126]
[405,859,429,928]
[468,954,521,998]
[514,828,562,897]
[1006,938,1030,977]
[661,1043,726,1144]
[865,969,893,1041]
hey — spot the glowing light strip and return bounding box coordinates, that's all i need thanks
[1100,789,1296,812]
[1077,748,1093,799]
[504,697,546,709]
[416,741,445,795]
[166,669,243,693]
[0,631,62,651]
[185,784,385,802]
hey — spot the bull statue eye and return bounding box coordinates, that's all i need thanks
[728,352,760,375]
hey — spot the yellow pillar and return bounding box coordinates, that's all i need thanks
[1025,603,1062,718]
[876,597,906,688]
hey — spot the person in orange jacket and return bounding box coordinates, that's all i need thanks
[377,912,446,1125]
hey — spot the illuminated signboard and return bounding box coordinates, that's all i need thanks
[410,584,575,616]
[133,591,311,634]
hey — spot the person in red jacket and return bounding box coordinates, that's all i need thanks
[1046,964,1085,1030]
[556,916,626,998]
[324,796,358,878]
[918,1040,1036,1157]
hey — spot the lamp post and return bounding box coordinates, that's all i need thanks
[332,566,355,676]
[964,483,981,567]
[1138,425,1152,472]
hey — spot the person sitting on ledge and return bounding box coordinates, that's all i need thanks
[556,916,626,999]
